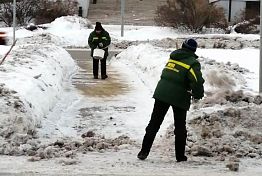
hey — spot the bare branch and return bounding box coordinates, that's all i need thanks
[0,0,78,26]
[155,0,228,32]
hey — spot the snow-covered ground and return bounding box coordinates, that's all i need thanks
[0,16,262,175]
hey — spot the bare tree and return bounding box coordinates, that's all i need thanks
[35,0,78,24]
[0,2,13,26]
[155,0,228,32]
[0,0,39,26]
[0,0,78,27]
[16,0,39,25]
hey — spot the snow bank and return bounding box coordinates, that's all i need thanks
[0,43,76,140]
[114,43,248,93]
[110,26,180,41]
[112,36,260,50]
[186,97,262,160]
[0,45,10,56]
[48,16,93,30]
[2,16,93,47]
[45,16,93,47]
[114,43,168,91]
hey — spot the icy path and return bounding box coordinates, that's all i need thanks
[37,49,156,142]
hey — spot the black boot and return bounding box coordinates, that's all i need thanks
[137,150,149,160]
[177,155,187,162]
[101,75,108,80]
[137,130,157,160]
[175,140,187,162]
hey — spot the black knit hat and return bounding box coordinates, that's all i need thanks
[95,22,103,31]
[182,38,198,52]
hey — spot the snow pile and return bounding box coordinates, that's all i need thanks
[3,16,93,47]
[200,58,249,100]
[0,84,35,138]
[16,33,67,46]
[114,43,168,91]
[48,16,93,30]
[0,132,135,162]
[45,16,93,47]
[0,42,76,145]
[112,36,259,50]
[0,45,10,55]
[113,26,180,41]
[114,43,248,93]
[157,91,262,164]
[161,81,262,161]
[188,102,262,159]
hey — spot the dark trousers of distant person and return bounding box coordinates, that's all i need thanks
[93,57,107,78]
[140,99,187,160]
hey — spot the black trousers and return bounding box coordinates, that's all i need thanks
[140,99,187,159]
[93,57,107,77]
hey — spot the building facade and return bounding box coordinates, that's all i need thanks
[210,0,260,22]
[77,0,90,18]
[86,0,166,25]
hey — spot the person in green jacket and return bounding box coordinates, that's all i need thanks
[88,22,111,79]
[137,38,205,162]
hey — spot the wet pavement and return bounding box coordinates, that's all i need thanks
[66,49,130,98]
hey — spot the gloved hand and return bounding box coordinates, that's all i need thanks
[98,43,103,48]
[192,98,199,104]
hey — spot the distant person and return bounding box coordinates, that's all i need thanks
[88,22,111,79]
[137,39,205,162]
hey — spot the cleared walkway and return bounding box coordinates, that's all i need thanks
[66,49,130,98]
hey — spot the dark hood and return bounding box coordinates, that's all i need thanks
[170,48,198,61]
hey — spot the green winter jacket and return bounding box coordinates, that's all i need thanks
[153,48,205,110]
[88,29,111,58]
